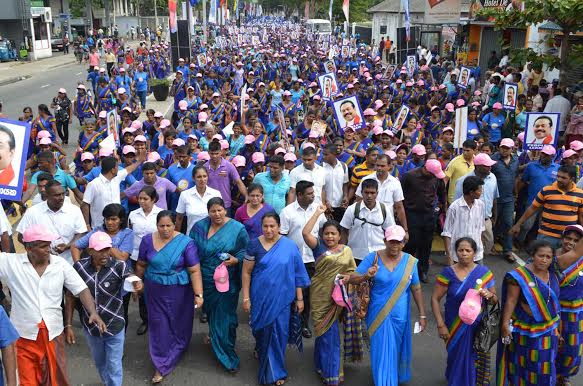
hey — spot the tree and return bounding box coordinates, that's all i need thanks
[478,0,583,88]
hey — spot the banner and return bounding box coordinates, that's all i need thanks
[0,119,31,200]
[209,0,217,24]
[403,0,410,41]
[343,0,350,22]
[169,0,177,33]
[424,0,462,24]
[454,106,468,149]
[524,113,560,151]
[329,0,334,21]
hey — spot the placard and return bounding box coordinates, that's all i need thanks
[197,54,208,67]
[406,55,417,77]
[310,120,327,138]
[324,60,336,74]
[503,83,518,110]
[383,64,396,80]
[524,112,560,150]
[458,66,471,89]
[392,106,410,134]
[332,96,364,133]
[318,72,339,100]
[106,109,119,145]
[0,119,31,200]
[454,106,468,149]
[341,45,349,59]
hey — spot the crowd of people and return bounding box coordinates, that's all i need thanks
[0,15,581,386]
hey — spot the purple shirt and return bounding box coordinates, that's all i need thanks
[205,158,240,208]
[124,176,177,209]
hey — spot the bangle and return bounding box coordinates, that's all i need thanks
[65,325,73,329]
[420,316,427,319]
[243,298,250,302]
[437,324,446,328]
[296,299,304,302]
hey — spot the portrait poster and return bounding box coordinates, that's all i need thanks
[324,60,336,74]
[349,47,357,57]
[0,119,30,200]
[237,34,243,46]
[318,72,339,100]
[458,66,471,89]
[197,54,208,67]
[503,83,518,111]
[332,96,365,133]
[310,120,327,138]
[320,40,329,53]
[383,64,396,80]
[392,106,410,134]
[524,112,560,151]
[240,84,247,121]
[106,109,119,145]
[454,106,468,149]
[371,46,378,59]
[342,38,350,46]
[341,45,349,59]
[406,55,417,77]
[251,35,260,46]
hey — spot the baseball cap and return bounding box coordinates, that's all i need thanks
[570,140,583,151]
[500,138,515,148]
[442,126,454,133]
[172,138,186,147]
[77,84,87,90]
[219,140,229,150]
[563,149,578,159]
[22,224,59,243]
[282,91,292,97]
[212,92,220,97]
[122,127,137,135]
[198,112,208,122]
[405,82,413,87]
[89,232,113,251]
[81,152,95,162]
[382,130,394,138]
[58,88,67,94]
[252,152,265,164]
[386,150,397,159]
[119,67,125,72]
[313,95,321,101]
[445,103,455,113]
[147,152,161,162]
[459,288,482,325]
[517,132,525,142]
[456,99,465,107]
[122,145,136,155]
[131,120,143,130]
[39,137,52,145]
[117,87,126,95]
[541,145,556,156]
[275,147,286,155]
[99,148,114,157]
[134,135,147,143]
[36,130,51,139]
[384,225,406,242]
[212,134,223,141]
[372,126,383,136]
[197,151,210,161]
[374,100,384,109]
[199,104,209,110]
[425,159,446,179]
[154,111,163,118]
[308,130,320,139]
[284,153,297,162]
[232,155,246,168]
[213,262,229,292]
[178,100,188,110]
[363,108,376,116]
[564,224,583,236]
[493,102,503,110]
[411,144,426,156]
[160,119,171,129]
[244,135,256,145]
[474,153,496,167]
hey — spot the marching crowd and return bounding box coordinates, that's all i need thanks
[0,16,582,386]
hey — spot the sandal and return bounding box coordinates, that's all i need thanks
[504,253,517,264]
[274,380,285,386]
[203,335,210,345]
[151,373,163,384]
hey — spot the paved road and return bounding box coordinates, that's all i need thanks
[63,252,583,385]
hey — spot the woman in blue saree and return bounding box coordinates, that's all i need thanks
[347,225,427,386]
[496,240,560,386]
[431,237,497,386]
[135,210,204,384]
[189,197,250,372]
[241,213,310,385]
[234,183,274,239]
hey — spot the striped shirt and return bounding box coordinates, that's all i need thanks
[350,161,374,187]
[532,182,583,238]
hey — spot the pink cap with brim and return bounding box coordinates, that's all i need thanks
[541,145,556,156]
[471,101,481,107]
[313,95,321,101]
[500,138,515,148]
[122,145,136,155]
[154,112,163,118]
[37,130,51,139]
[517,132,525,142]
[283,91,292,97]
[188,134,199,141]
[252,152,265,163]
[172,138,186,147]
[39,137,52,145]
[459,288,482,325]
[363,108,376,116]
[445,103,455,112]
[212,134,223,141]
[131,120,143,130]
[134,135,147,142]
[374,100,384,109]
[77,84,87,90]
[244,135,256,145]
[384,225,406,242]
[563,149,578,158]
[81,152,95,162]
[58,88,67,94]
[302,142,316,150]
[474,153,497,166]
[197,151,210,161]
[198,112,208,122]
[456,99,465,107]
[214,263,229,293]
[23,224,59,243]
[178,100,188,110]
[284,153,297,162]
[308,130,320,139]
[219,140,229,150]
[232,155,246,168]
[493,102,503,109]
[564,224,583,236]
[275,147,286,155]
[425,159,446,179]
[474,90,482,96]
[405,82,414,87]
[438,84,446,90]
[382,130,394,137]
[372,126,383,136]
[147,152,161,162]
[411,144,426,156]
[89,231,113,251]
[122,128,137,135]
[396,79,403,84]
[386,150,397,159]
[160,119,171,129]
[99,148,114,157]
[570,140,583,151]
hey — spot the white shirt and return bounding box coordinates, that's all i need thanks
[83,169,129,228]
[17,201,87,264]
[280,201,327,263]
[355,172,403,224]
[128,205,163,261]
[544,95,572,132]
[323,161,348,208]
[176,185,222,235]
[32,194,71,206]
[289,163,327,204]
[340,201,395,260]
[0,206,12,236]
[441,197,486,262]
[0,253,87,340]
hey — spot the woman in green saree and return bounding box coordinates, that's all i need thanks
[189,197,250,372]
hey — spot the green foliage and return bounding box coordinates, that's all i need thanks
[150,78,170,87]
[258,0,382,23]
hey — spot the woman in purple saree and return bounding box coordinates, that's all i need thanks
[234,183,274,239]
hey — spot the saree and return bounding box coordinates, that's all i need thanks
[356,252,419,386]
[143,234,196,376]
[249,237,310,384]
[189,218,250,371]
[311,244,359,385]
[234,203,274,240]
[496,266,560,386]
[556,256,583,379]
[437,265,495,386]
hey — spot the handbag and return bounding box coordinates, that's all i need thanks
[351,253,379,320]
[332,275,353,311]
[473,302,501,353]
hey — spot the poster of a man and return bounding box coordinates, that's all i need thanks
[324,60,336,74]
[392,106,410,134]
[524,113,560,150]
[406,55,416,77]
[383,64,396,80]
[318,73,339,100]
[0,119,31,199]
[503,83,518,110]
[106,109,119,144]
[197,54,208,67]
[459,66,471,89]
[333,96,364,132]
[341,45,349,59]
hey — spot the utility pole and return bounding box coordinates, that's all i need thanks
[113,0,116,33]
[86,0,93,35]
[154,0,159,30]
[202,0,207,43]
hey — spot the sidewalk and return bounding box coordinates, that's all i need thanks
[0,52,77,86]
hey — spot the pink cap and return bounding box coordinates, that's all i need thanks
[563,149,578,158]
[308,130,320,139]
[396,79,403,84]
[178,100,188,110]
[212,134,223,141]
[81,152,95,162]
[172,138,186,147]
[77,84,87,90]
[214,263,229,292]
[564,224,583,236]
[37,130,51,139]
[219,139,229,150]
[405,82,413,87]
[372,126,383,136]
[284,153,297,162]
[89,231,113,251]
[99,111,108,119]
[244,135,256,145]
[382,130,394,137]
[570,140,583,151]
[474,153,497,166]
[445,103,455,113]
[363,108,376,116]
[117,87,126,95]
[122,145,136,155]
[119,67,125,72]
[39,137,52,145]
[456,99,465,107]
[541,145,556,156]
[134,135,147,142]
[347,84,354,89]
[200,104,209,110]
[375,74,382,80]
[493,102,503,110]
[374,100,384,109]
[160,119,171,129]
[384,225,406,242]
[386,150,397,159]
[58,88,67,94]
[425,159,446,179]
[122,127,137,135]
[438,84,446,90]
[283,91,292,97]
[147,152,161,162]
[442,126,454,133]
[188,134,199,141]
[459,289,482,325]
[474,90,482,96]
[500,138,515,148]
[313,95,321,101]
[99,148,113,157]
[99,67,105,72]
[417,80,425,86]
[252,152,265,164]
[517,132,525,142]
[197,151,210,161]
[302,142,316,150]
[275,147,286,155]
[131,120,143,130]
[22,224,59,243]
[212,92,221,97]
[232,155,246,168]
[471,101,481,107]
[411,144,427,156]
[154,111,163,118]
[198,112,208,122]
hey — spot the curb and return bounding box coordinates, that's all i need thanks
[0,75,31,87]
[47,59,76,69]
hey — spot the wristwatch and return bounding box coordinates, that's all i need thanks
[195,294,204,299]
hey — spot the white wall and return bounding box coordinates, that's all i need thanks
[526,24,560,83]
[372,12,425,49]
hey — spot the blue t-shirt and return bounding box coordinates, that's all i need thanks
[32,169,77,191]
[0,306,19,386]
[482,112,505,143]
[521,161,559,205]
[134,71,149,92]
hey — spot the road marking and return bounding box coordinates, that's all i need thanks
[76,72,82,75]
[40,84,50,88]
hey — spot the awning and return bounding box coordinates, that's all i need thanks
[538,21,562,32]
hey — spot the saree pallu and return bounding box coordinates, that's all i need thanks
[190,218,250,371]
[97,86,113,112]
[311,246,359,385]
[496,266,561,386]
[250,237,310,384]
[437,265,495,386]
[557,256,583,378]
[144,235,194,376]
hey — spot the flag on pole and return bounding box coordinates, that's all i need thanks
[342,0,349,22]
[189,0,199,5]
[329,0,333,21]
[169,0,177,33]
[402,0,410,41]
[209,0,217,24]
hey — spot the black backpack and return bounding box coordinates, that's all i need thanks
[353,201,388,231]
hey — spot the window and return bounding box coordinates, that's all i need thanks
[380,26,387,35]
[33,17,48,41]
